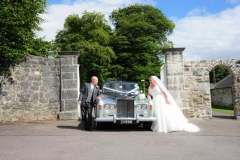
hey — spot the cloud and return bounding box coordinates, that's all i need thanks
[36,1,240,61]
[36,0,155,41]
[226,0,239,4]
[168,5,240,60]
[186,8,211,17]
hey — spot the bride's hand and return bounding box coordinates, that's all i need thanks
[166,98,171,105]
[147,95,151,100]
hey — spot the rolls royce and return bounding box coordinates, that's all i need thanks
[95,81,156,130]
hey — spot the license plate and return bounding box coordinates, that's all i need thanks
[120,120,132,124]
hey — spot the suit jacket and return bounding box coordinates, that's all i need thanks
[78,83,100,107]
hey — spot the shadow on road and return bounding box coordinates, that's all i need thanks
[56,120,151,132]
[93,121,151,132]
[212,111,235,120]
[212,115,235,119]
[56,121,84,130]
[55,115,151,132]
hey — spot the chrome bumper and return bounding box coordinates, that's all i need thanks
[95,114,156,123]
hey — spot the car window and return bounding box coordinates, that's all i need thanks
[103,82,138,92]
[122,83,138,91]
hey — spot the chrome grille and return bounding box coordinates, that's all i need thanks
[117,98,134,117]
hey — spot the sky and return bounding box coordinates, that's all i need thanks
[36,0,240,60]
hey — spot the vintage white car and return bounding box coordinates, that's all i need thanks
[95,81,156,129]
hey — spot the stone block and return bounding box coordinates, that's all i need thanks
[62,73,73,79]
[40,86,49,92]
[49,66,59,72]
[61,100,65,111]
[30,86,39,90]
[39,99,48,103]
[180,107,189,118]
[33,82,40,86]
[62,80,77,89]
[65,100,78,111]
[32,93,39,101]
[73,56,78,64]
[49,99,59,103]
[20,81,31,87]
[41,65,50,73]
[61,66,77,72]
[59,111,79,120]
[60,57,73,65]
[74,72,78,80]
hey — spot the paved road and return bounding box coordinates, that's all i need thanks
[0,112,240,160]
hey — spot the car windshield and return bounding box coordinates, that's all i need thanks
[103,82,139,95]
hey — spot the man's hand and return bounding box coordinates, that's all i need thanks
[96,96,101,100]
[78,101,82,105]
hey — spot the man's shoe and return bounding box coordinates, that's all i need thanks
[88,128,93,131]
[83,127,88,131]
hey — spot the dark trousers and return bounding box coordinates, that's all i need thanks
[81,103,94,129]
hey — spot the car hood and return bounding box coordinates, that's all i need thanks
[99,94,117,104]
[99,94,149,105]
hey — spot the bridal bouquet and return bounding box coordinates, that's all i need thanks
[138,93,146,100]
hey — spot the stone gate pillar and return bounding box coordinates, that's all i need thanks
[234,73,240,120]
[59,51,80,120]
[162,48,185,108]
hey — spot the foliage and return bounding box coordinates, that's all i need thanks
[0,0,51,76]
[54,12,116,87]
[109,4,175,84]
[209,65,231,84]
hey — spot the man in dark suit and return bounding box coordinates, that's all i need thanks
[78,76,101,131]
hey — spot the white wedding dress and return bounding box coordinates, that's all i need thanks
[149,76,200,133]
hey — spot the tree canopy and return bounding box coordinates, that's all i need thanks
[209,65,231,84]
[0,0,51,75]
[54,11,116,87]
[0,1,233,92]
[109,4,175,84]
[54,5,175,88]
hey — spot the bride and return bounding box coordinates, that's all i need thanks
[147,76,200,133]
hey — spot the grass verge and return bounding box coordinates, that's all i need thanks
[212,105,234,115]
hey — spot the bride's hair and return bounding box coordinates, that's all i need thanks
[149,76,157,80]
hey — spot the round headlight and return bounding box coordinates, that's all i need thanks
[141,104,147,110]
[104,104,109,109]
[110,104,115,110]
[136,104,141,110]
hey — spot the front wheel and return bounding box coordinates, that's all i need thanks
[142,122,152,130]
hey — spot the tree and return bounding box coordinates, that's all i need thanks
[109,4,174,84]
[209,65,230,84]
[0,0,51,75]
[54,11,116,87]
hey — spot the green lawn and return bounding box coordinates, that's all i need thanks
[212,105,234,115]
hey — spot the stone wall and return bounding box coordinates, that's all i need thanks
[164,48,184,108]
[182,60,212,119]
[211,88,233,109]
[59,52,80,120]
[1,48,239,122]
[0,52,80,123]
[163,48,240,119]
[0,56,60,122]
[233,73,240,119]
